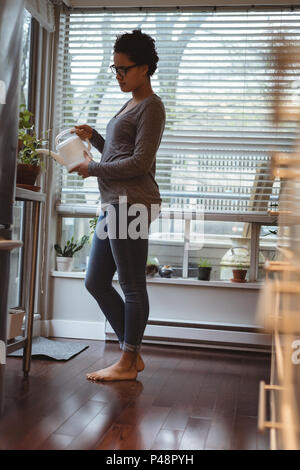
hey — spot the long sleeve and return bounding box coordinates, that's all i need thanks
[90,128,105,153]
[88,101,165,180]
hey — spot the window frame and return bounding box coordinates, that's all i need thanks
[52,5,299,213]
[53,5,284,282]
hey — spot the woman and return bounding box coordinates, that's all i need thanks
[70,29,165,382]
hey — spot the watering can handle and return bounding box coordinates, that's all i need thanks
[55,128,91,151]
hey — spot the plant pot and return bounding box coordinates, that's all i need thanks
[198,266,212,280]
[56,256,73,272]
[16,163,40,185]
[159,265,173,278]
[232,269,247,283]
[146,264,159,277]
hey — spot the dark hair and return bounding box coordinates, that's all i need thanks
[113,29,159,77]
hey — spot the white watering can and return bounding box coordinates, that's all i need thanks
[36,128,91,171]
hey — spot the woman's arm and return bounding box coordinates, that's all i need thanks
[88,102,165,180]
[90,128,105,154]
[71,125,105,154]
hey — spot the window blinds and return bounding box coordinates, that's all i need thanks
[55,7,300,212]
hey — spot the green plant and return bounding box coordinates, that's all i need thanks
[19,104,33,129]
[17,104,50,167]
[198,258,211,268]
[147,256,159,266]
[87,217,98,243]
[233,264,247,270]
[54,235,89,258]
[89,217,98,235]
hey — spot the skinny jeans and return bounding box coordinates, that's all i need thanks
[85,203,152,352]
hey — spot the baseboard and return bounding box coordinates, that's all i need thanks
[39,319,271,352]
[106,320,272,352]
[41,319,106,340]
[33,314,42,337]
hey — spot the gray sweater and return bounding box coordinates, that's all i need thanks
[88,93,165,210]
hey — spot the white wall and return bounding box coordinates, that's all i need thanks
[46,272,271,351]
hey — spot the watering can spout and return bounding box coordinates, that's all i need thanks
[36,148,65,166]
[36,128,90,171]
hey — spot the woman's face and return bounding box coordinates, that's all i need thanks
[113,52,149,93]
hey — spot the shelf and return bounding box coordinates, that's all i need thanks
[15,186,46,203]
[6,337,26,354]
[0,238,23,251]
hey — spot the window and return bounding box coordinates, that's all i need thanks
[8,10,33,308]
[55,7,300,212]
[20,9,32,107]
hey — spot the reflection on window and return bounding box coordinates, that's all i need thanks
[60,218,92,271]
[59,216,277,282]
[8,203,24,308]
[20,9,32,107]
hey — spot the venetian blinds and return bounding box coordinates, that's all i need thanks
[55,7,300,212]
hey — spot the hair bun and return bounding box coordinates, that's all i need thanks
[132,29,142,35]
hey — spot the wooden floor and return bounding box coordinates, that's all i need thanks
[0,339,271,450]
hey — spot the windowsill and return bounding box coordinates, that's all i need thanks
[51,270,263,289]
[149,237,277,250]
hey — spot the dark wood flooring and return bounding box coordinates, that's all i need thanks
[0,339,271,450]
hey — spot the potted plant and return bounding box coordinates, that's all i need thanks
[16,104,49,186]
[198,258,212,281]
[146,256,159,277]
[232,264,247,283]
[55,235,89,271]
[85,217,98,269]
[18,104,33,151]
[88,216,98,241]
[159,265,173,278]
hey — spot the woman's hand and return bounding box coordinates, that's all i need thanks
[69,151,93,178]
[71,124,93,140]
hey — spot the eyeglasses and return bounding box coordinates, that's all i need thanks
[110,64,138,78]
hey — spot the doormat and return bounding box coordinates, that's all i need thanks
[8,336,89,361]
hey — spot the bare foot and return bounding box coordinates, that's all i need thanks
[86,361,137,382]
[136,353,145,372]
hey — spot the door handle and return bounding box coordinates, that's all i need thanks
[258,380,283,432]
[0,237,23,251]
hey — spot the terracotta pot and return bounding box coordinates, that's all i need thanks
[232,269,247,282]
[16,163,40,185]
